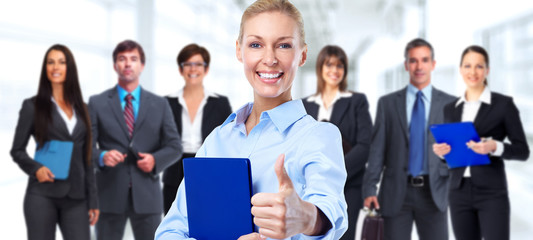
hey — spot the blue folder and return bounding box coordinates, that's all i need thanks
[430,122,490,168]
[34,140,74,180]
[183,157,254,240]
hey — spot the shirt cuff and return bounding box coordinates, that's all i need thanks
[99,151,107,167]
[490,140,504,157]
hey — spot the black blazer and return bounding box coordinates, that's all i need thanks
[303,92,372,188]
[162,94,232,186]
[444,92,530,190]
[11,97,98,209]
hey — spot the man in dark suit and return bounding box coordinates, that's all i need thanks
[362,38,455,240]
[89,40,182,240]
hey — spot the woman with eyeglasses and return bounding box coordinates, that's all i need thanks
[302,45,372,240]
[162,43,232,215]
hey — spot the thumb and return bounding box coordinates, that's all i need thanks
[274,154,293,192]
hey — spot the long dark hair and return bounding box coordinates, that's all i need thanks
[315,45,348,95]
[460,45,489,86]
[34,44,92,166]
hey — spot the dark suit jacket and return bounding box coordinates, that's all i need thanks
[302,92,372,188]
[88,86,181,214]
[162,94,232,186]
[11,97,98,209]
[362,86,455,216]
[444,92,529,190]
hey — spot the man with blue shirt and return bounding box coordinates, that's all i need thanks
[89,39,181,240]
[362,38,454,240]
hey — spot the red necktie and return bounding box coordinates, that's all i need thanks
[124,94,134,138]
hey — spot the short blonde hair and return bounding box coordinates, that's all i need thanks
[237,0,306,46]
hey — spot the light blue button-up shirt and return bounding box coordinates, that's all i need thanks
[155,99,348,240]
[98,85,141,166]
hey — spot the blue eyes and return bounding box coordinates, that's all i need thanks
[248,43,292,49]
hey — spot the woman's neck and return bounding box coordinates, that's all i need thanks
[321,85,339,109]
[183,84,204,99]
[465,85,485,102]
[246,92,292,134]
[52,83,65,103]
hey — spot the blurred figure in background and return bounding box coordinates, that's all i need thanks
[88,39,181,240]
[302,45,372,240]
[11,44,99,240]
[162,43,232,215]
[433,45,530,240]
[362,38,455,240]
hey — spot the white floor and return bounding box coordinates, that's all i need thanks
[1,129,531,239]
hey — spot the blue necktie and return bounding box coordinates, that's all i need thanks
[409,91,425,176]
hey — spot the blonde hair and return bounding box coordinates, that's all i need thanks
[237,0,306,45]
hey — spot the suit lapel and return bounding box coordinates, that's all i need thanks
[133,87,150,138]
[108,88,130,139]
[395,88,408,140]
[452,102,464,122]
[330,97,349,125]
[51,106,71,138]
[201,97,214,139]
[473,102,490,128]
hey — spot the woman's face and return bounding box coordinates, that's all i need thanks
[460,51,489,90]
[46,50,67,85]
[236,11,307,101]
[321,56,345,89]
[180,54,208,87]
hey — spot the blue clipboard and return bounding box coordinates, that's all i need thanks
[183,157,254,240]
[34,140,74,180]
[430,122,490,168]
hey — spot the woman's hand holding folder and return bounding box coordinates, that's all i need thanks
[35,166,55,183]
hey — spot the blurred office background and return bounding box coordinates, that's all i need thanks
[1,0,532,239]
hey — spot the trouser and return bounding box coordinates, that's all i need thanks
[24,192,90,240]
[449,178,510,240]
[383,179,448,240]
[96,189,161,240]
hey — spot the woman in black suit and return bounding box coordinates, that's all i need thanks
[302,45,372,240]
[10,44,99,239]
[433,45,529,240]
[162,43,232,214]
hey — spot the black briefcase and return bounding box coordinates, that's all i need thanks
[360,205,384,240]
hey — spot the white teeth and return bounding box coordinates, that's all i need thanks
[189,74,199,78]
[258,72,282,79]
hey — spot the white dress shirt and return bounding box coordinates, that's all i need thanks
[169,89,219,153]
[51,97,77,135]
[455,86,503,177]
[306,91,353,122]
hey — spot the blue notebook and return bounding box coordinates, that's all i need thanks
[34,140,74,180]
[183,157,254,240]
[430,122,490,168]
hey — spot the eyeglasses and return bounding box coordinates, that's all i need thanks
[180,62,207,68]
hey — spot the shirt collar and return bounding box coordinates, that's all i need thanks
[407,83,432,100]
[455,86,491,107]
[307,91,353,105]
[117,84,141,101]
[222,99,307,133]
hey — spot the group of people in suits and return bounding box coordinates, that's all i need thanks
[9,1,530,240]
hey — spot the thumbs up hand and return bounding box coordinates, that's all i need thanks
[250,154,320,239]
